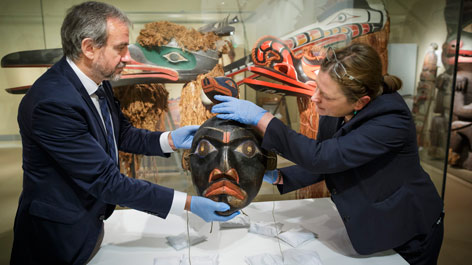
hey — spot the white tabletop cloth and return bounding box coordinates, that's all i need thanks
[89,198,407,265]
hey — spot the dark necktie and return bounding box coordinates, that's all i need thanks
[95,85,118,164]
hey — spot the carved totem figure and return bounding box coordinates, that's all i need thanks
[428,43,451,160]
[449,61,472,169]
[446,0,472,169]
[412,43,439,149]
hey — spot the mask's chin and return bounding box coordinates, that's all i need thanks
[216,209,234,216]
[203,182,248,216]
[206,193,246,206]
[210,194,248,216]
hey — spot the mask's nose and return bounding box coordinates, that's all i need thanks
[219,146,231,173]
[209,147,239,184]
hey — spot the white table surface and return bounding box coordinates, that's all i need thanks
[89,198,407,265]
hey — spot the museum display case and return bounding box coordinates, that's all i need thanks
[2,1,472,264]
[0,0,465,203]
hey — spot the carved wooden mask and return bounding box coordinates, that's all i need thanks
[182,117,277,216]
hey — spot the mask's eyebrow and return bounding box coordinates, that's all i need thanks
[201,127,252,144]
[205,127,225,133]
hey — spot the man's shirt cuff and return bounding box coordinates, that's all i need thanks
[169,190,187,215]
[160,131,174,153]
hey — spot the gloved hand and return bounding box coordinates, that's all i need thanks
[263,169,279,184]
[190,196,240,222]
[171,125,199,149]
[211,95,268,125]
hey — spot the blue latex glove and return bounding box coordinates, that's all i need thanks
[190,196,240,222]
[171,125,199,149]
[263,169,279,184]
[211,95,268,125]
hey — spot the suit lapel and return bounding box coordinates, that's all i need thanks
[59,57,108,140]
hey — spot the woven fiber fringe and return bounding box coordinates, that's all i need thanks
[113,83,169,179]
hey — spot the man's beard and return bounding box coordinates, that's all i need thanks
[95,61,126,82]
[109,62,126,81]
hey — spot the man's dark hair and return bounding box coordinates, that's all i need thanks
[61,1,131,61]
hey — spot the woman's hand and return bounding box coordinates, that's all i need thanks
[211,95,267,126]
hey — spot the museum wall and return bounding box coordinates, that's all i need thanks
[1,0,44,137]
[387,0,447,77]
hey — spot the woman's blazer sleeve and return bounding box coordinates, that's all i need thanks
[277,165,324,194]
[261,95,412,174]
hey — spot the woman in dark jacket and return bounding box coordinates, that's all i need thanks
[211,43,444,265]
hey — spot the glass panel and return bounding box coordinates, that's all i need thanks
[442,0,472,187]
[385,0,463,197]
[1,1,469,263]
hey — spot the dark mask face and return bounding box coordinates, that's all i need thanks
[183,117,276,216]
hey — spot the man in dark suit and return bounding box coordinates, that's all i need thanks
[10,2,238,264]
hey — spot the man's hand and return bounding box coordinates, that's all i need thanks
[188,196,240,222]
[170,125,199,149]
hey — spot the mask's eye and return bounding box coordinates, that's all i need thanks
[235,140,261,158]
[328,12,355,25]
[194,139,216,157]
[163,52,188,63]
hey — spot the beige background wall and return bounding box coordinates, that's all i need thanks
[1,0,46,136]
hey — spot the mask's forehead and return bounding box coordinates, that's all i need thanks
[196,124,257,144]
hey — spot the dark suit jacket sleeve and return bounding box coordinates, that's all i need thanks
[277,165,324,194]
[32,100,173,218]
[261,111,411,174]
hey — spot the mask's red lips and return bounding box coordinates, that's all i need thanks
[204,180,245,200]
[203,168,245,200]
